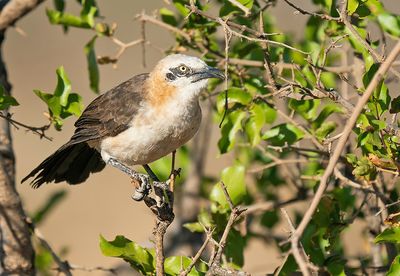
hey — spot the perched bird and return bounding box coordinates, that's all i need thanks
[22,54,224,198]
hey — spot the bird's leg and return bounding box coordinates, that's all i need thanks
[168,150,181,192]
[143,164,160,182]
[107,158,152,201]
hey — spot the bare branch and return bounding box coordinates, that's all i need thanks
[180,227,213,276]
[135,12,191,42]
[31,221,72,276]
[0,112,51,141]
[282,0,340,21]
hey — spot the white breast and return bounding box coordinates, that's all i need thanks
[99,97,202,165]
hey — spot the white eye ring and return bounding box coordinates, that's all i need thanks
[179,65,188,72]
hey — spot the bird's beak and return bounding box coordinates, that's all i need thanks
[191,66,225,83]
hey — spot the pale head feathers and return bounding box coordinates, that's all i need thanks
[146,54,224,109]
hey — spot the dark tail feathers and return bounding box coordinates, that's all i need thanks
[22,142,106,188]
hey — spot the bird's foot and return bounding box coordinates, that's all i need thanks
[131,173,152,201]
[144,180,174,221]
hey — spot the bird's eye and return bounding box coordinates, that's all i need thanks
[179,65,188,73]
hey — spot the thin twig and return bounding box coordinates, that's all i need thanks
[32,223,72,276]
[136,12,191,42]
[282,0,340,21]
[281,209,317,273]
[180,227,213,276]
[207,183,246,275]
[0,112,52,140]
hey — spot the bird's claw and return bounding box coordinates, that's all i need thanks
[131,174,152,201]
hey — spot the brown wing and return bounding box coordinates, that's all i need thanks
[69,73,149,144]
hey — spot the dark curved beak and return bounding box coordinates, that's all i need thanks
[191,66,225,83]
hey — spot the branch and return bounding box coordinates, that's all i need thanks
[143,181,174,276]
[30,220,72,276]
[206,183,248,276]
[0,0,47,30]
[339,0,400,80]
[282,0,340,21]
[290,39,400,276]
[0,112,52,140]
[180,226,213,276]
[187,5,305,54]
[135,12,191,42]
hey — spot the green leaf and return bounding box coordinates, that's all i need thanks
[225,229,245,268]
[210,165,246,210]
[218,110,247,153]
[183,222,204,233]
[0,85,19,110]
[216,88,252,114]
[220,0,253,17]
[387,255,400,276]
[100,235,155,275]
[377,13,400,37]
[173,0,190,17]
[289,99,320,121]
[164,256,202,276]
[312,104,343,130]
[160,8,177,26]
[54,66,72,106]
[315,121,337,140]
[80,0,97,27]
[262,123,305,146]
[84,36,99,93]
[375,227,400,243]
[347,0,359,15]
[46,0,97,29]
[245,102,277,146]
[47,9,90,28]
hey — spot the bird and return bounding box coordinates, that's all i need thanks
[22,54,225,199]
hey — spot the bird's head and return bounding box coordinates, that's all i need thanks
[149,54,225,98]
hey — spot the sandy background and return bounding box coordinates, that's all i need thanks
[4,0,399,275]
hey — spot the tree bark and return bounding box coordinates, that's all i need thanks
[0,0,49,274]
[0,30,34,275]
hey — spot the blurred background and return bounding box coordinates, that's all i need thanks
[6,0,399,275]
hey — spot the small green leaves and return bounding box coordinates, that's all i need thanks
[164,256,202,276]
[0,85,18,110]
[100,235,155,275]
[46,0,97,29]
[84,36,99,93]
[262,123,305,146]
[375,227,400,244]
[34,66,83,130]
[100,235,203,276]
[210,165,246,211]
[183,222,204,233]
